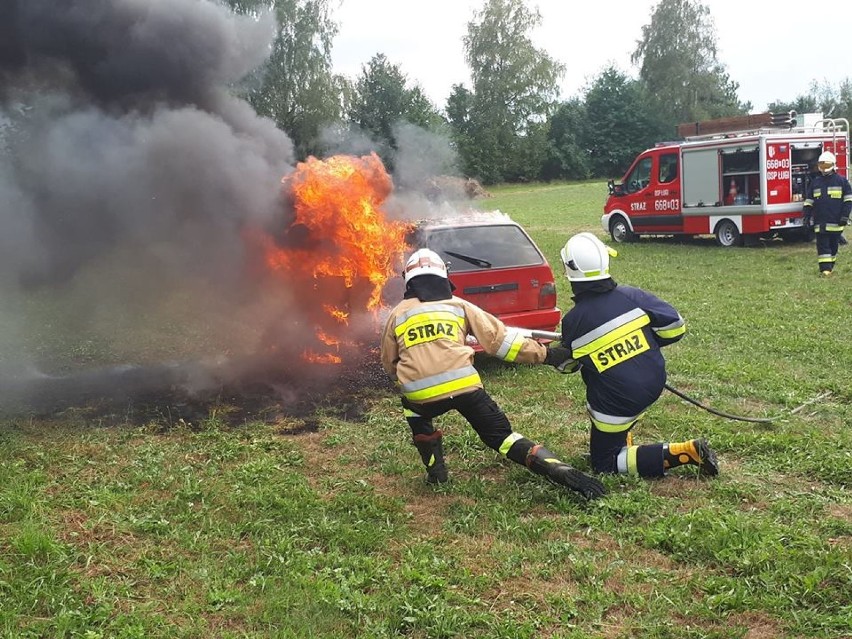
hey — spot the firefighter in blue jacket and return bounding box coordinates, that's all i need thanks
[803,151,852,276]
[556,232,719,478]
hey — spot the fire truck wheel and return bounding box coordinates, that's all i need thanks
[609,216,635,243]
[714,220,742,247]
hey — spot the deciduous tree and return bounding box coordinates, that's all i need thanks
[542,98,590,181]
[348,54,443,156]
[452,0,564,183]
[583,67,668,178]
[632,0,747,125]
[769,78,852,124]
[225,0,343,159]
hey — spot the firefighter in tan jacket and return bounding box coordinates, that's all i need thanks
[380,249,605,500]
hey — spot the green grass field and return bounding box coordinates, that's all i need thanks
[1,181,850,638]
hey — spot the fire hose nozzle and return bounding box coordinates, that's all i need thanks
[466,327,561,346]
[526,329,562,342]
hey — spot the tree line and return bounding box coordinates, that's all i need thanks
[227,0,852,186]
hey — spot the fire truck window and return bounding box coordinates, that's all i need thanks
[659,154,678,183]
[625,157,653,193]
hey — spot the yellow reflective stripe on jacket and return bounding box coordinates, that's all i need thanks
[571,309,650,358]
[401,366,481,402]
[496,329,525,362]
[394,309,466,338]
[394,303,466,327]
[824,224,845,232]
[499,433,523,456]
[827,186,843,199]
[653,316,686,340]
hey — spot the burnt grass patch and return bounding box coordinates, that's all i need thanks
[1,350,395,430]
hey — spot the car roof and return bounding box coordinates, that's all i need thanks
[414,210,520,230]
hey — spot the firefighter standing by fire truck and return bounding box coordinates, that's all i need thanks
[554,233,719,479]
[803,151,852,275]
[380,248,605,501]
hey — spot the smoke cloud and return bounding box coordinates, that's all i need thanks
[0,0,304,408]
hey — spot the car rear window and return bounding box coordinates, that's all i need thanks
[416,224,545,273]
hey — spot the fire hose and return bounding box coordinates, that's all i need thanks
[504,328,775,424]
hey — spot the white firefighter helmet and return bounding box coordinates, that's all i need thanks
[818,151,837,175]
[404,248,448,283]
[560,232,618,281]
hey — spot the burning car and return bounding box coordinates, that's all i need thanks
[252,154,560,367]
[399,213,561,333]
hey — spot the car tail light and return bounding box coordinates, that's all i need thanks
[539,281,557,309]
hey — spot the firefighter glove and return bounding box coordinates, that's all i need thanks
[544,346,579,373]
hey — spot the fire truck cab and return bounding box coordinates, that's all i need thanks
[602,114,850,247]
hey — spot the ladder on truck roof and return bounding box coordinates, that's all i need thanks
[813,118,850,151]
[679,113,849,141]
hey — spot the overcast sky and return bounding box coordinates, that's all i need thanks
[331,0,838,115]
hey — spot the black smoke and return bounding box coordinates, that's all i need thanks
[0,0,313,411]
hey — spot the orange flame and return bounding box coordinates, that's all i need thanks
[302,351,343,365]
[323,305,350,324]
[316,330,340,347]
[256,153,408,364]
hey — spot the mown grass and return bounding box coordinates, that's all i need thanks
[1,181,850,638]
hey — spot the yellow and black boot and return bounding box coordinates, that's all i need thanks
[663,438,719,476]
[525,444,606,500]
[413,430,448,484]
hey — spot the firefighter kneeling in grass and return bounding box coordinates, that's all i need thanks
[380,249,605,501]
[803,151,852,276]
[556,233,719,479]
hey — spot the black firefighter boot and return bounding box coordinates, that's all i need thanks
[413,430,448,484]
[526,445,605,500]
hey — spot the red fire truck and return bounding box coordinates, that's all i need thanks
[601,114,850,246]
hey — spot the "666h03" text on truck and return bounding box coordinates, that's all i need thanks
[602,113,849,247]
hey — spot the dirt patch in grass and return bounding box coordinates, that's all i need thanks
[398,491,465,536]
[648,474,716,499]
[294,426,475,539]
[726,611,783,639]
[825,502,851,521]
[54,506,257,628]
[568,530,686,575]
[56,510,145,574]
